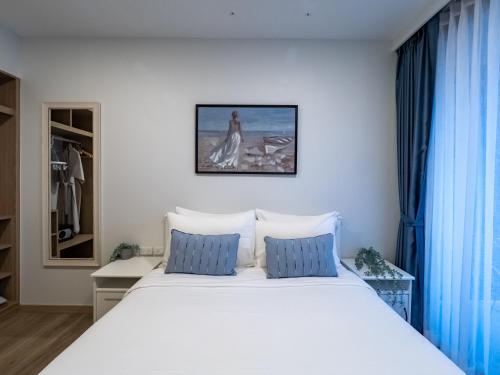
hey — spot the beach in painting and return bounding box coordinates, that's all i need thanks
[198,130,296,173]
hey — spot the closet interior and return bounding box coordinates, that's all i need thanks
[0,69,19,313]
[43,103,100,267]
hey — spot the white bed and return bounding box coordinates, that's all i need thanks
[41,264,462,374]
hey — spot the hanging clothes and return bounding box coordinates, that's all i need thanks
[50,148,61,210]
[65,144,85,234]
[51,141,85,235]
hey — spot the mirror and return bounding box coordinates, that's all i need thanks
[42,103,101,267]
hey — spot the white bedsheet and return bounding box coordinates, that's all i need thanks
[41,266,462,374]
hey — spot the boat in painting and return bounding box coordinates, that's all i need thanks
[263,136,293,154]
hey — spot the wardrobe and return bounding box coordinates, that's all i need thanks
[42,103,101,267]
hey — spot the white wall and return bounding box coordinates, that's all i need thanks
[0,26,21,77]
[20,38,398,305]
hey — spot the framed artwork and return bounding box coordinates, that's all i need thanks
[196,104,298,175]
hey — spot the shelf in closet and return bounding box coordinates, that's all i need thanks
[0,244,12,251]
[0,272,12,281]
[0,69,20,313]
[59,234,93,251]
[51,121,93,138]
[0,104,14,116]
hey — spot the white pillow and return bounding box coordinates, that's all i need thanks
[255,216,340,268]
[256,208,338,223]
[163,212,256,267]
[255,209,341,266]
[176,207,255,219]
[175,207,256,262]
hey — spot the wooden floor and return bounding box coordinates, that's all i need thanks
[0,307,92,375]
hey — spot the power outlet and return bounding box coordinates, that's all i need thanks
[152,246,164,256]
[139,246,153,256]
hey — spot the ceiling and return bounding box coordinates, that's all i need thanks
[0,0,440,42]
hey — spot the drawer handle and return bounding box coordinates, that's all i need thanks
[103,297,122,302]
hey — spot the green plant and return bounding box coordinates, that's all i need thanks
[109,242,140,262]
[355,247,403,306]
[355,247,402,279]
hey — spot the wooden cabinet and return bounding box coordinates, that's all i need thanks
[42,103,101,267]
[0,70,20,314]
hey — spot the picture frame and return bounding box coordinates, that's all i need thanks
[195,104,298,175]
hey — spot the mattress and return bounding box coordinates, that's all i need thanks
[41,265,462,374]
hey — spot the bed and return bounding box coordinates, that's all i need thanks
[41,264,462,374]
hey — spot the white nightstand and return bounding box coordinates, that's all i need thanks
[91,256,162,322]
[341,258,415,323]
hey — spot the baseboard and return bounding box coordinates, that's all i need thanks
[19,304,92,314]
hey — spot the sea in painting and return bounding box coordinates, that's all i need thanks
[197,106,296,173]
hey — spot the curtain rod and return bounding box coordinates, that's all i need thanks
[52,135,81,145]
[391,0,451,51]
[440,0,476,26]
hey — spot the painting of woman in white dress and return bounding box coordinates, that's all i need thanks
[196,105,298,174]
[208,110,244,169]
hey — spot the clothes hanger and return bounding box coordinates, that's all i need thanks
[80,148,93,158]
[72,143,93,158]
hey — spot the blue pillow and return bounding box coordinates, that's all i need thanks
[265,233,337,278]
[165,229,240,276]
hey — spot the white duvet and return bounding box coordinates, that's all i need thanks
[41,266,462,374]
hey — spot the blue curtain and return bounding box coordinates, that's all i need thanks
[395,15,439,332]
[424,0,500,374]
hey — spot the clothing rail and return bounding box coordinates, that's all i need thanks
[52,135,81,145]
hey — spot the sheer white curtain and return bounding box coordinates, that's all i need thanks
[424,0,500,373]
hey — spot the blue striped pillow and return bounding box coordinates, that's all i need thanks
[165,230,240,276]
[265,233,337,278]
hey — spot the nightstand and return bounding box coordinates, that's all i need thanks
[91,256,162,322]
[341,258,415,323]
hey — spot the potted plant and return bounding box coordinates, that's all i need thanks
[354,247,403,306]
[109,242,140,262]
